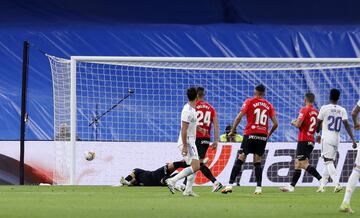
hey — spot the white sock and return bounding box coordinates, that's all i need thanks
[326,162,339,185]
[343,168,360,204]
[170,166,194,183]
[185,173,195,192]
[321,165,330,186]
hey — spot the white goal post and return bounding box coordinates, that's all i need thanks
[48,56,360,185]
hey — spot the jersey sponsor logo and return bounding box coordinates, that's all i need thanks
[198,139,210,145]
[248,135,267,141]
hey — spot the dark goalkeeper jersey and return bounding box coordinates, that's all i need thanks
[133,166,168,186]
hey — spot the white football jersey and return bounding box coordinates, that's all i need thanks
[178,103,197,145]
[318,104,348,146]
[358,99,360,108]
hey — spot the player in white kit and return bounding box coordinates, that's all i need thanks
[165,87,201,197]
[339,98,360,213]
[316,89,357,193]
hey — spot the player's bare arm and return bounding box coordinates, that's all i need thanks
[181,121,189,155]
[268,115,278,139]
[211,114,219,149]
[352,104,360,130]
[343,119,357,149]
[291,118,303,128]
[229,112,245,136]
[315,119,323,143]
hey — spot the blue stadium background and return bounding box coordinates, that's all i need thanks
[1,0,360,141]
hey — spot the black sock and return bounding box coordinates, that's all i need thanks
[172,161,188,169]
[290,169,302,187]
[125,175,133,182]
[254,162,262,187]
[200,163,216,183]
[306,165,322,181]
[229,159,243,184]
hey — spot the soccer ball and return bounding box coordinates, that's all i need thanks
[84,151,96,161]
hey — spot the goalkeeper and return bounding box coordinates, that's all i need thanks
[119,161,188,186]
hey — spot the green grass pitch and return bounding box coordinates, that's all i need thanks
[0,186,358,218]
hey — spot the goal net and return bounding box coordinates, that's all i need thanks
[48,56,360,185]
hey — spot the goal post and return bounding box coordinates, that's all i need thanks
[48,56,360,185]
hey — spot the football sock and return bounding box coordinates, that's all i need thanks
[320,166,329,187]
[322,164,330,181]
[125,175,133,182]
[229,159,243,185]
[290,169,302,187]
[170,166,194,182]
[254,162,262,187]
[173,161,188,169]
[326,161,339,185]
[200,163,216,183]
[306,165,322,181]
[185,173,195,192]
[343,168,360,204]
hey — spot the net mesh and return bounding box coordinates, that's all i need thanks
[48,56,360,185]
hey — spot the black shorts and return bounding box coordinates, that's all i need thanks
[196,138,210,159]
[133,166,166,186]
[240,134,267,156]
[296,141,314,161]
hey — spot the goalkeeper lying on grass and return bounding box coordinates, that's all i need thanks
[120,161,189,186]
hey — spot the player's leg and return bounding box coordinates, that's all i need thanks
[252,135,267,194]
[235,149,243,186]
[181,157,200,196]
[253,154,263,194]
[280,142,304,192]
[230,137,248,184]
[340,152,360,213]
[167,161,189,190]
[183,172,198,197]
[322,144,342,192]
[196,138,223,192]
[120,170,137,186]
[302,143,322,183]
[317,163,329,193]
[318,141,330,192]
[319,143,342,192]
[199,162,223,192]
[166,143,200,194]
[196,139,215,182]
[222,136,248,194]
[340,166,360,213]
[167,161,188,173]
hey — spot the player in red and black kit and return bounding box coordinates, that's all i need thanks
[280,92,322,192]
[193,87,223,192]
[222,84,278,194]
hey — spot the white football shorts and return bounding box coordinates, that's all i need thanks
[321,140,338,160]
[178,141,199,165]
